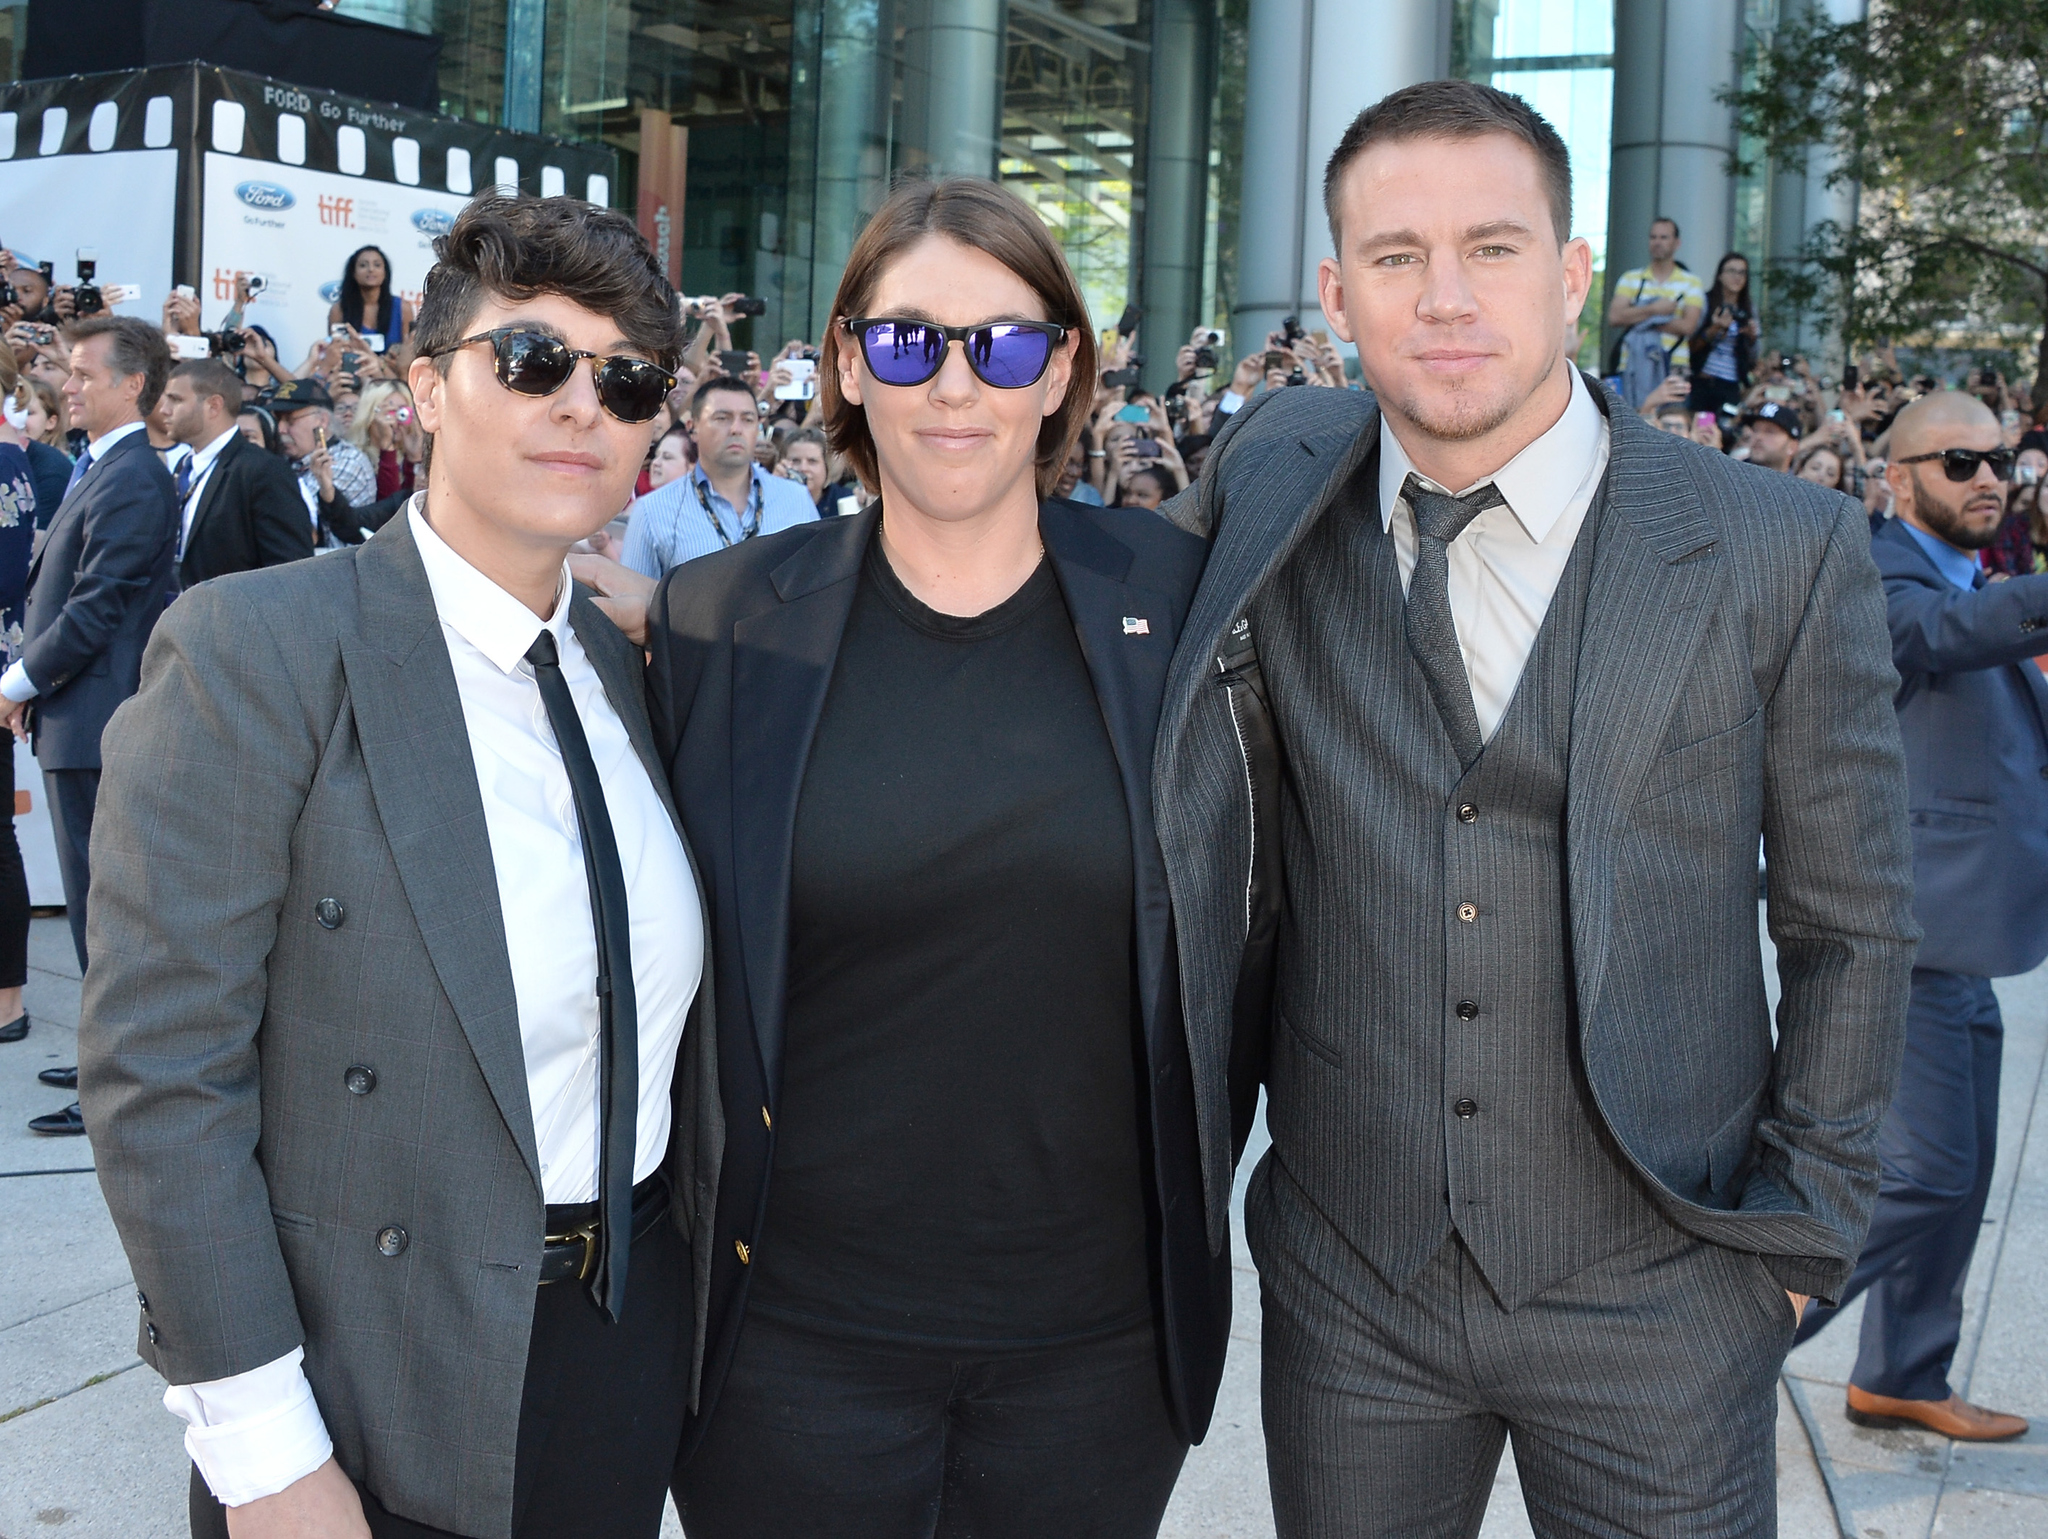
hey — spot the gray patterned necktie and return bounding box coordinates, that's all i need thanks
[1402,472,1505,771]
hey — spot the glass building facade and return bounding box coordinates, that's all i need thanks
[329,0,1217,363]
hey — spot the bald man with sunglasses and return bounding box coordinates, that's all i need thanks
[77,195,721,1539]
[1792,390,2038,1442]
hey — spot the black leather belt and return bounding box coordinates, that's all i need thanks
[540,1172,670,1285]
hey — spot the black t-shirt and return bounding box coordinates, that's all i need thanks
[749,535,1151,1345]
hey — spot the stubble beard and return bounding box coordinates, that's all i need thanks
[1386,373,1526,446]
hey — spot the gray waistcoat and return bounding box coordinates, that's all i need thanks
[1252,452,1661,1308]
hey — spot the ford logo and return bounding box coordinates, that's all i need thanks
[411,208,454,236]
[235,180,295,211]
[318,281,341,303]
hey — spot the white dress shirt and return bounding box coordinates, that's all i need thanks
[168,498,705,1506]
[175,425,242,559]
[1379,367,1610,740]
[0,418,151,703]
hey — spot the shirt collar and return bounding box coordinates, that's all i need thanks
[1380,366,1607,545]
[1901,519,1983,593]
[190,425,240,476]
[408,499,572,674]
[691,461,761,508]
[87,420,147,456]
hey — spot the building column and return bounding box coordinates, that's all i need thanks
[899,0,1003,180]
[1767,0,1865,362]
[503,0,546,133]
[1141,0,1213,393]
[806,0,891,335]
[1604,0,1744,321]
[1234,0,1448,365]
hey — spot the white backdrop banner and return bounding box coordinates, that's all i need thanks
[200,151,469,369]
[0,148,177,323]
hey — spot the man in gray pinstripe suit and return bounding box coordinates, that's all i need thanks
[1157,82,1916,1534]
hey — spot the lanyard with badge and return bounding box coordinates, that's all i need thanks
[695,470,762,547]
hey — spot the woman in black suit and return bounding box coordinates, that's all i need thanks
[651,179,1231,1537]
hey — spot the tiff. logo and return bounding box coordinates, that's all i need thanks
[319,195,356,227]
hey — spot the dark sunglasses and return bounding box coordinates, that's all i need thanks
[432,328,676,424]
[842,317,1068,389]
[1896,447,2017,483]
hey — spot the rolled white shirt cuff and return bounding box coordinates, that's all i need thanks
[0,659,37,702]
[1216,390,1245,416]
[164,1348,335,1508]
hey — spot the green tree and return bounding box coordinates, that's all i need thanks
[1728,1,2048,410]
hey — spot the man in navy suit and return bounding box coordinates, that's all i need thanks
[1796,390,2040,1441]
[0,315,176,984]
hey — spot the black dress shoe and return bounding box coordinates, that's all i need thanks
[0,1013,26,1043]
[38,1065,76,1089]
[28,1101,83,1136]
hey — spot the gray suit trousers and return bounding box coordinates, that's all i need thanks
[1248,1155,1796,1538]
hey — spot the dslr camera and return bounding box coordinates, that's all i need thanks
[207,329,248,357]
[72,248,103,318]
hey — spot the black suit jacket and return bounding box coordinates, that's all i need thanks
[178,432,316,588]
[23,426,178,770]
[646,499,1235,1448]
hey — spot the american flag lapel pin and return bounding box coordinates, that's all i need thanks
[1122,616,1150,636]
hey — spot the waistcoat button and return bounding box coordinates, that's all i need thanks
[1456,902,1478,923]
[1456,1000,1480,1020]
[1457,803,1478,823]
[1453,1098,1479,1119]
[376,1225,409,1257]
[146,1322,160,1345]
[345,1065,376,1096]
[315,897,346,930]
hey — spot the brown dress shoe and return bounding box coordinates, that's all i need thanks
[1845,1384,2028,1441]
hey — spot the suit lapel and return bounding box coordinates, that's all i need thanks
[339,514,540,1187]
[180,433,241,558]
[572,590,683,835]
[730,511,870,1091]
[30,428,141,582]
[1042,503,1179,1023]
[1160,401,1381,752]
[1566,399,1724,1027]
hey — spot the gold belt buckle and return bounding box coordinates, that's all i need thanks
[544,1218,600,1282]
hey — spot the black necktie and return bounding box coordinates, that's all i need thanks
[1402,472,1505,771]
[524,628,639,1322]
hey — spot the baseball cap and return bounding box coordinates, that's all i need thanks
[1741,401,1803,439]
[266,378,334,414]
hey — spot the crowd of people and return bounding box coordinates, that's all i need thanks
[1605,215,2046,574]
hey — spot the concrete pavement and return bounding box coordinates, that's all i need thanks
[4,911,2044,1537]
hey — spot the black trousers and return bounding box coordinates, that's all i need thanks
[1794,968,2003,1400]
[672,1307,1188,1538]
[190,1209,690,1539]
[41,765,95,974]
[0,743,29,988]
[1250,1154,1792,1539]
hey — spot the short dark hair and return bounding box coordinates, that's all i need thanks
[690,375,759,419]
[1650,216,1680,238]
[413,194,683,371]
[169,358,243,414]
[821,178,1098,499]
[1323,79,1573,253]
[67,314,171,414]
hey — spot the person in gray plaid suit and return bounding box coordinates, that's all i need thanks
[78,196,720,1539]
